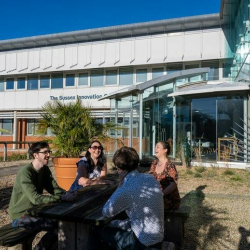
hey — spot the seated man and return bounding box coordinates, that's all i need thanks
[88,146,164,250]
[9,141,76,250]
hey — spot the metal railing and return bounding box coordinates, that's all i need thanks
[0,141,35,162]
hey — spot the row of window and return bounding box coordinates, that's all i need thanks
[0,61,220,91]
[0,118,137,137]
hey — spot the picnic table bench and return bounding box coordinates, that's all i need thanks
[0,223,37,249]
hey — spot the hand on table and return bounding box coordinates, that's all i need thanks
[61,191,77,201]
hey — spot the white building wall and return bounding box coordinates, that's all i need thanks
[0,28,227,112]
[0,28,226,76]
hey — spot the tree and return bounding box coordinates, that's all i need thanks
[38,99,116,158]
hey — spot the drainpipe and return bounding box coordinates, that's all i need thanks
[13,111,17,149]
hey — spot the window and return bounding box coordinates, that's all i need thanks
[27,75,38,90]
[65,74,75,87]
[91,70,104,87]
[51,73,63,89]
[40,75,50,88]
[106,70,117,85]
[152,68,164,79]
[27,119,42,135]
[119,67,133,85]
[201,60,219,80]
[17,77,25,89]
[0,79,4,91]
[78,73,88,86]
[136,69,147,83]
[6,78,14,90]
[167,63,183,73]
[0,119,13,135]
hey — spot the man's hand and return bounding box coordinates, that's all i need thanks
[61,191,77,201]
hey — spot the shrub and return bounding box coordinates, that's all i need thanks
[195,166,206,173]
[194,172,202,178]
[230,175,242,182]
[223,169,234,176]
[206,170,216,178]
[186,169,193,175]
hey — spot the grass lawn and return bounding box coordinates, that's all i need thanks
[176,165,250,250]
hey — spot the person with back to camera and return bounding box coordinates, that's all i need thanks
[69,140,112,191]
[9,141,76,250]
[149,139,181,210]
[88,146,164,250]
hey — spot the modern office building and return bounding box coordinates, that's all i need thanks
[0,0,249,167]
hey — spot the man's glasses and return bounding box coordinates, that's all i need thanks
[38,150,52,155]
[90,146,103,150]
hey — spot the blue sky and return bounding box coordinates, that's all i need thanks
[0,0,221,41]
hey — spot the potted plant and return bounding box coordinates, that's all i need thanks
[37,99,115,190]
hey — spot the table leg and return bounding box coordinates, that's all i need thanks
[58,221,76,249]
[58,221,90,250]
[77,223,90,250]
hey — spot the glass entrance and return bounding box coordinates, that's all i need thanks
[192,98,217,161]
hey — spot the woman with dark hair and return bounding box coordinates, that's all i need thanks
[149,139,181,210]
[69,140,112,191]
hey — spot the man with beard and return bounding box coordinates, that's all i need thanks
[9,141,76,250]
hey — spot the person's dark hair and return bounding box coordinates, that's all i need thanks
[28,141,49,158]
[158,140,172,156]
[85,140,106,171]
[113,146,139,172]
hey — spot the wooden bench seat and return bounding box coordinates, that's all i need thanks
[0,223,37,249]
[164,205,191,247]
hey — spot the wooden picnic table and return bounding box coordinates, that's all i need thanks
[27,173,119,250]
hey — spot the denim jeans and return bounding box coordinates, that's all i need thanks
[88,225,162,250]
[12,214,58,250]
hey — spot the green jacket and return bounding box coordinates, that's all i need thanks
[9,163,65,220]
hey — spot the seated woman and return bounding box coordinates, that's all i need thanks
[69,140,111,191]
[149,140,181,210]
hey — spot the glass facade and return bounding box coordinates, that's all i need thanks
[229,0,250,81]
[175,95,245,163]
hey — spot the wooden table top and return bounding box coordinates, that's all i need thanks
[27,173,119,225]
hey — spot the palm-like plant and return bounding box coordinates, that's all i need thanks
[38,99,115,158]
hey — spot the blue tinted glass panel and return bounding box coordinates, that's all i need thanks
[17,78,25,89]
[91,70,104,87]
[152,68,164,79]
[2,119,13,134]
[79,73,88,86]
[0,79,4,91]
[40,75,50,88]
[119,68,133,85]
[51,74,63,89]
[27,76,38,90]
[136,69,147,82]
[66,74,75,87]
[6,78,14,90]
[106,70,117,85]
